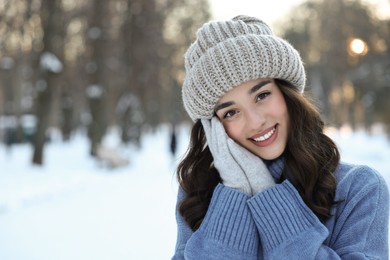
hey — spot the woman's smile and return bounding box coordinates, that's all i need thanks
[249,124,278,147]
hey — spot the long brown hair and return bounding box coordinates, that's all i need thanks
[177,79,340,231]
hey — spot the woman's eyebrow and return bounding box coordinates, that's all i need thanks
[248,80,272,94]
[214,80,272,113]
[214,101,235,113]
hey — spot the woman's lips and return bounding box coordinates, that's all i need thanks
[250,125,278,147]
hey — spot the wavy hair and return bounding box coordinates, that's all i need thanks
[177,79,340,231]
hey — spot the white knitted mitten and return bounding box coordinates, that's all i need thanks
[227,137,275,194]
[202,117,252,195]
[202,117,275,195]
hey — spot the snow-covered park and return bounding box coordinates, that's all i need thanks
[0,124,389,260]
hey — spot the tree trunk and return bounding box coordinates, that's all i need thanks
[86,1,108,156]
[32,0,64,165]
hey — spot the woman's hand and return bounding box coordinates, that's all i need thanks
[227,135,275,194]
[202,117,252,195]
[202,117,275,195]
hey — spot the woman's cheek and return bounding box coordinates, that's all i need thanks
[224,123,240,141]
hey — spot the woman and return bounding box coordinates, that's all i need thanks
[173,15,389,259]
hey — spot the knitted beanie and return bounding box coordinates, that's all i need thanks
[182,15,306,121]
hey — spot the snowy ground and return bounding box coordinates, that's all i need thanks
[0,124,389,260]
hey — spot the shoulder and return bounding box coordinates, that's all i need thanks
[335,162,386,186]
[334,162,389,201]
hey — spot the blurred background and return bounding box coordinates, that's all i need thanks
[0,0,389,259]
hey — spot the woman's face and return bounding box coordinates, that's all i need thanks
[215,78,289,160]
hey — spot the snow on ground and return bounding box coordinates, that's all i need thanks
[0,124,389,260]
[0,125,189,260]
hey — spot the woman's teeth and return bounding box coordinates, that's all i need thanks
[253,127,276,142]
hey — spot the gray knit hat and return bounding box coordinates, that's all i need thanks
[182,15,306,121]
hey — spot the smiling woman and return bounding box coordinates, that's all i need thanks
[172,15,389,259]
[214,79,289,160]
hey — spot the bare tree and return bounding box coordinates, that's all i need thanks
[32,0,65,165]
[85,1,109,156]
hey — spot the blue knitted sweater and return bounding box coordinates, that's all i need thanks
[172,161,389,259]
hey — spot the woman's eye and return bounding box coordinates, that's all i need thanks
[256,92,271,101]
[223,110,236,119]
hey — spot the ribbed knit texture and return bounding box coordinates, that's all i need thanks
[182,184,259,259]
[182,15,306,121]
[199,184,258,253]
[172,162,389,259]
[247,181,329,258]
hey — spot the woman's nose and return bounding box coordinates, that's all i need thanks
[245,109,265,131]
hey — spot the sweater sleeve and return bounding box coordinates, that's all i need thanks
[247,166,389,259]
[172,184,260,260]
[172,187,195,260]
